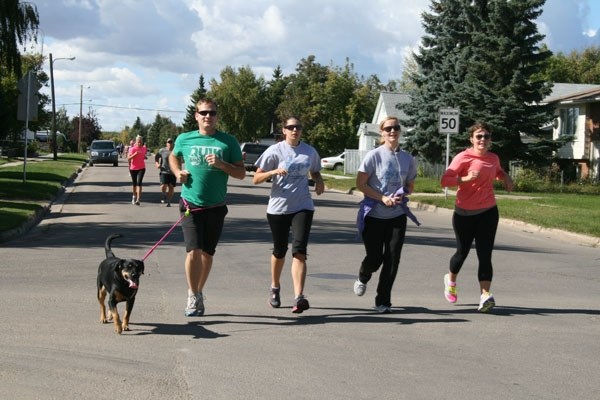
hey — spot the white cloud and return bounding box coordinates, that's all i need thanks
[34,0,600,131]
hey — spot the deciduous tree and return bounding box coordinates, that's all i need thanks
[208,65,269,143]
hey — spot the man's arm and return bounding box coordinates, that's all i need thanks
[217,159,246,180]
[168,153,189,183]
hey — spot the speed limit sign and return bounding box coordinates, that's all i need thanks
[439,108,460,134]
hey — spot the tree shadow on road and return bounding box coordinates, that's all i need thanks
[132,321,230,339]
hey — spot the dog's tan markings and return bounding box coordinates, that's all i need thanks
[98,286,108,323]
[122,308,131,331]
[111,309,123,334]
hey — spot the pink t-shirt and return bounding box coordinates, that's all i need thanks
[440,148,506,210]
[128,145,147,171]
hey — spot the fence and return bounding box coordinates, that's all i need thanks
[344,149,445,178]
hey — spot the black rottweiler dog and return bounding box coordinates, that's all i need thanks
[97,234,145,334]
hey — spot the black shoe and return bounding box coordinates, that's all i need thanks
[268,287,281,308]
[292,295,310,313]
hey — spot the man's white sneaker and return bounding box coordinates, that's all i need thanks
[185,293,205,316]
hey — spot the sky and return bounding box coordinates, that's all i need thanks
[27,0,600,132]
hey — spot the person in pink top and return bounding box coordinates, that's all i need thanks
[127,135,147,205]
[440,122,514,313]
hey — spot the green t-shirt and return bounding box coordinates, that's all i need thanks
[173,130,243,207]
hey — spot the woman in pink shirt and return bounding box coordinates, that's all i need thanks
[440,122,513,313]
[127,135,147,205]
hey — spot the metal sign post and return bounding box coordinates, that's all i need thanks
[438,107,460,198]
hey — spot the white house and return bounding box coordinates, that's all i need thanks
[543,83,600,180]
[351,86,600,180]
[346,91,411,173]
[356,91,411,151]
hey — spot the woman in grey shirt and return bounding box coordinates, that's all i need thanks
[353,117,417,313]
[253,116,324,314]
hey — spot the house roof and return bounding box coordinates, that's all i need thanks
[542,83,600,104]
[372,91,410,123]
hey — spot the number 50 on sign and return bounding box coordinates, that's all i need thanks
[438,108,460,134]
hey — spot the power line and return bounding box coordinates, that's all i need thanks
[59,102,186,114]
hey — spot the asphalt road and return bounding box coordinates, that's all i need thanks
[1,159,599,400]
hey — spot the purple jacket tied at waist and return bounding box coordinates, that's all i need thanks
[356,187,421,236]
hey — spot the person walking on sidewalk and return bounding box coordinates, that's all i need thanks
[352,117,417,314]
[252,116,324,314]
[154,138,176,207]
[440,121,514,313]
[127,135,147,205]
[168,98,245,317]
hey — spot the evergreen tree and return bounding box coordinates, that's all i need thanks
[403,0,556,167]
[265,66,288,137]
[182,74,207,132]
[129,117,148,143]
[148,114,176,149]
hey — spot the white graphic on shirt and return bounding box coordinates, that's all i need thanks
[188,145,223,166]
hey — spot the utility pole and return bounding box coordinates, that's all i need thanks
[49,53,75,160]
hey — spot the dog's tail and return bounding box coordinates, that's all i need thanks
[105,233,122,259]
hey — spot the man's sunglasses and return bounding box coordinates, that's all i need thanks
[196,110,217,116]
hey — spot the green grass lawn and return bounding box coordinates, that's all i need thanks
[1,161,598,239]
[0,154,87,231]
[323,174,600,238]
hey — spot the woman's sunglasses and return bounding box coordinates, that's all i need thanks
[475,134,491,140]
[382,125,401,132]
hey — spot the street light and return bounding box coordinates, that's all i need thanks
[78,85,90,153]
[49,53,75,160]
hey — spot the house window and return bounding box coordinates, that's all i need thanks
[559,107,578,137]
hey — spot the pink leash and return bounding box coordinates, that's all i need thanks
[141,200,216,261]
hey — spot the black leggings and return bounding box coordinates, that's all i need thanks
[130,168,146,187]
[267,210,314,259]
[359,214,407,307]
[449,206,499,282]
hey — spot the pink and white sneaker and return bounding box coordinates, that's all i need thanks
[444,273,457,303]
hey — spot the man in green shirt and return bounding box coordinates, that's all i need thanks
[169,98,245,316]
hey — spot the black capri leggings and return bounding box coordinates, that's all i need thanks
[267,210,314,259]
[129,168,146,187]
[449,206,499,282]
